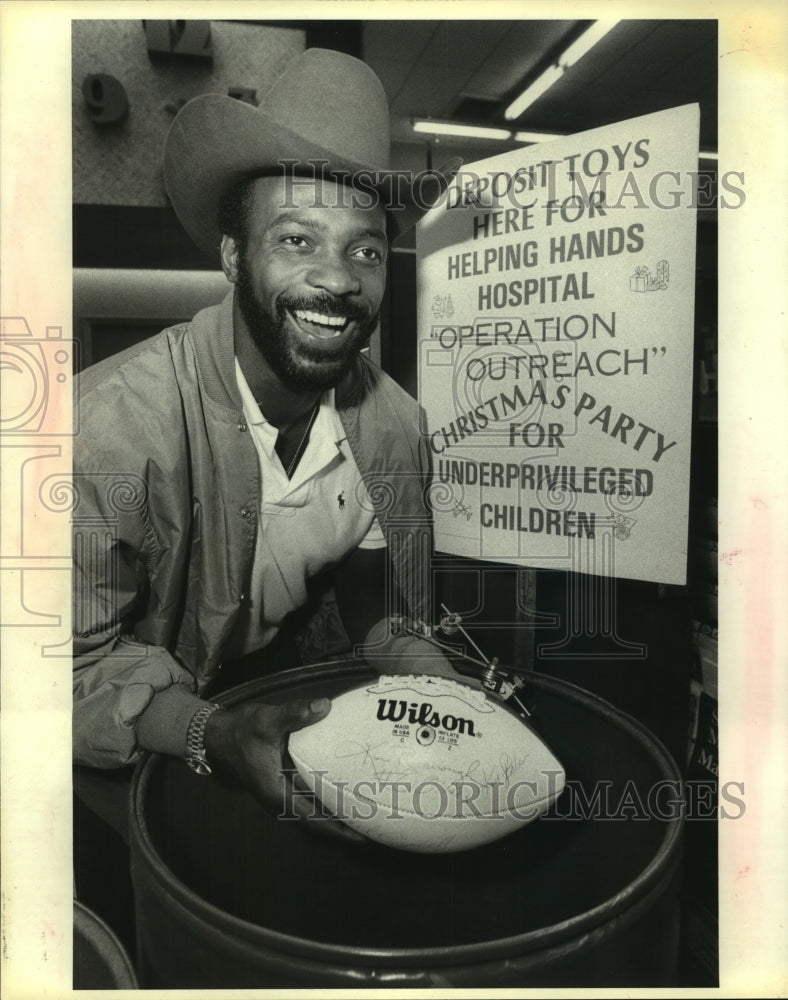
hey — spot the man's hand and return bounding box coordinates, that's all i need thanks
[203,698,366,843]
[333,548,480,687]
[360,617,484,691]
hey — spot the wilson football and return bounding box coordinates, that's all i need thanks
[288,673,565,852]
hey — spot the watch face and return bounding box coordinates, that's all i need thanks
[186,755,212,776]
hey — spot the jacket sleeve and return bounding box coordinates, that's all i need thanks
[72,466,201,768]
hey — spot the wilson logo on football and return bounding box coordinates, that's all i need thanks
[375,699,476,736]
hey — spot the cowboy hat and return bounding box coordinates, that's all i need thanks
[164,47,458,256]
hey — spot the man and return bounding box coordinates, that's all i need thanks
[72,48,459,829]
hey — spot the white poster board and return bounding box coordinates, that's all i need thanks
[418,104,700,585]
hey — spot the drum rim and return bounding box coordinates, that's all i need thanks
[74,898,139,988]
[130,661,685,969]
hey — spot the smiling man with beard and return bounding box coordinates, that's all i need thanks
[72,49,460,837]
[229,176,384,395]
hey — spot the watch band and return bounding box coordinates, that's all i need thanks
[185,702,224,775]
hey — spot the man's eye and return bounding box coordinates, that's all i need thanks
[282,235,310,248]
[352,247,383,263]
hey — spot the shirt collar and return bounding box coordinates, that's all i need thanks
[234,359,345,440]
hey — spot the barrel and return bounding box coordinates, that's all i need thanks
[129,660,684,988]
[73,900,139,989]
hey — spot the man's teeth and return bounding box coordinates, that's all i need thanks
[294,309,347,329]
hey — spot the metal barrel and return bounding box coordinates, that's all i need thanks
[73,899,139,989]
[130,661,684,988]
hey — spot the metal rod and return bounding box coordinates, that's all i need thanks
[440,602,492,666]
[402,626,492,673]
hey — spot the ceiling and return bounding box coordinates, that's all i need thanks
[361,19,717,153]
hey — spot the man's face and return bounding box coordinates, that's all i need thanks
[231,175,388,392]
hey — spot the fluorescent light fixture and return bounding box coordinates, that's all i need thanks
[412,120,511,141]
[505,65,563,120]
[505,20,619,120]
[513,130,565,144]
[561,20,619,69]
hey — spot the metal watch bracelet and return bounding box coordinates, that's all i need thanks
[185,702,224,775]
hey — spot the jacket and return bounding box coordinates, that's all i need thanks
[73,292,432,767]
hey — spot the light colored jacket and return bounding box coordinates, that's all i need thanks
[73,293,432,767]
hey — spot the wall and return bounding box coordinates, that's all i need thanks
[72,19,304,207]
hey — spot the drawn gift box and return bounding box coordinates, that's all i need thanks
[656,259,669,288]
[630,266,650,291]
[614,514,636,540]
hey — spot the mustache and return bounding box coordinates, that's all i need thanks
[277,294,372,324]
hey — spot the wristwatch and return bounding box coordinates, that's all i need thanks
[185,702,224,775]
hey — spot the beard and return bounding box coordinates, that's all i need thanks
[235,256,379,392]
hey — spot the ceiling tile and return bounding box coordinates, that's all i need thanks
[369,58,413,102]
[496,18,580,51]
[512,21,716,121]
[485,20,581,81]
[652,40,718,96]
[459,67,525,102]
[526,81,628,131]
[593,20,717,88]
[363,21,440,62]
[417,20,512,68]
[454,21,584,110]
[361,17,717,153]
[391,62,476,118]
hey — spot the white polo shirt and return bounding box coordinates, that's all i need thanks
[225,359,385,657]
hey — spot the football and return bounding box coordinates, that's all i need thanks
[288,673,565,852]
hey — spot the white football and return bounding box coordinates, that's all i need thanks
[288,673,565,853]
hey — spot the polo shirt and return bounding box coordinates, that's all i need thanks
[225,358,385,657]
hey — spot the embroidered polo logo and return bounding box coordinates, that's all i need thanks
[337,492,345,510]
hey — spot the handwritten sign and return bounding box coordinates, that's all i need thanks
[417,105,699,584]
